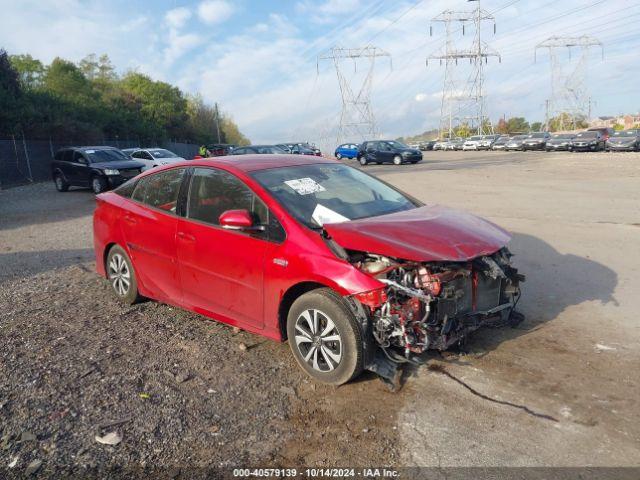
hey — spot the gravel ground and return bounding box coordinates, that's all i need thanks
[1,151,639,477]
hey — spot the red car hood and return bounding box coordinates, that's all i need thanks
[323,205,511,262]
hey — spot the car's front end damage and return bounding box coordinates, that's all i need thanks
[322,205,525,387]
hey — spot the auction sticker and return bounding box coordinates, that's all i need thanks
[284,178,326,195]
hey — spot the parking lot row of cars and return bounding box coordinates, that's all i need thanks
[421,128,640,152]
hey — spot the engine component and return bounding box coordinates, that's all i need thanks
[352,248,524,363]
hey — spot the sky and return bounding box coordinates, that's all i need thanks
[1,0,639,146]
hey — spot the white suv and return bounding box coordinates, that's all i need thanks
[462,136,483,151]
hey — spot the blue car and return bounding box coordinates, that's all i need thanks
[334,143,359,159]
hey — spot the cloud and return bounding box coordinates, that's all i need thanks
[165,7,191,29]
[296,0,363,24]
[163,30,203,65]
[197,0,235,25]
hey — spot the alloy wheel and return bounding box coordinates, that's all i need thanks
[108,253,131,296]
[55,177,64,190]
[92,178,103,194]
[294,309,342,372]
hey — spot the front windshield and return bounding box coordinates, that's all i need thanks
[469,136,482,141]
[552,134,573,139]
[148,149,178,159]
[256,146,286,154]
[386,140,409,149]
[530,133,546,138]
[83,149,129,163]
[251,164,419,228]
[513,135,527,140]
[613,130,637,137]
[576,132,597,138]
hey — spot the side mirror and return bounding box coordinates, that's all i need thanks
[219,209,265,232]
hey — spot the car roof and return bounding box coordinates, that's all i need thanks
[193,154,337,173]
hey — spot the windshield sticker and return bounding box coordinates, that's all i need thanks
[311,204,349,226]
[85,150,95,154]
[284,178,326,195]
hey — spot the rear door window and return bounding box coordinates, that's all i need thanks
[132,168,186,214]
[187,167,284,242]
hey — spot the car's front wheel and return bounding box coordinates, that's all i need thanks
[287,288,364,385]
[393,155,402,165]
[106,245,141,305]
[359,156,368,166]
[92,176,108,194]
[335,153,342,159]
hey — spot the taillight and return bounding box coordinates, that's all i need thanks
[353,288,388,309]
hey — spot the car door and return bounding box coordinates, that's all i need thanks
[132,150,153,170]
[177,167,281,328]
[365,142,379,162]
[122,167,187,302]
[70,150,91,185]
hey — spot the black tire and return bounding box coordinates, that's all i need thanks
[54,173,69,192]
[286,288,364,385]
[92,176,108,194]
[359,156,368,166]
[106,245,141,305]
[336,153,342,159]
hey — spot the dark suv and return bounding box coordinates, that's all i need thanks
[357,140,422,165]
[52,146,145,194]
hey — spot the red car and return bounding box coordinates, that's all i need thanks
[94,155,523,386]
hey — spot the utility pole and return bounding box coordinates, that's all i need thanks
[535,36,603,131]
[214,103,222,144]
[318,45,391,145]
[427,0,500,138]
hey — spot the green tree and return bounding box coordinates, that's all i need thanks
[221,113,250,146]
[530,121,543,132]
[80,53,116,81]
[0,49,23,132]
[9,54,45,89]
[506,117,529,133]
[612,123,625,131]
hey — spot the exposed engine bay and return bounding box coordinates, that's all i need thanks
[349,248,525,365]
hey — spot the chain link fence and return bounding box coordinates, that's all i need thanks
[0,135,200,189]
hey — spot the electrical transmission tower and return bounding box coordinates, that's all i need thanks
[318,46,391,144]
[535,36,603,131]
[427,0,500,139]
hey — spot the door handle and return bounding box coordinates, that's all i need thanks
[123,214,137,225]
[177,231,196,242]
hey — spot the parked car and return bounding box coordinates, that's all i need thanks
[206,144,236,156]
[129,148,185,171]
[570,131,605,151]
[504,135,528,151]
[462,135,483,151]
[357,140,422,165]
[587,127,613,142]
[283,143,322,156]
[432,140,448,151]
[477,135,498,150]
[230,145,287,155]
[93,155,524,385]
[334,143,359,159]
[419,140,436,151]
[445,138,465,150]
[522,132,551,151]
[606,129,640,152]
[52,146,144,194]
[545,133,575,151]
[121,148,141,157]
[491,136,510,150]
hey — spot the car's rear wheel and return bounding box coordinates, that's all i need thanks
[287,288,364,385]
[92,176,107,194]
[106,245,141,305]
[54,174,69,192]
[393,155,402,165]
[336,153,342,159]
[359,156,368,166]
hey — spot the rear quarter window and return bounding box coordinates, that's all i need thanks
[114,179,137,198]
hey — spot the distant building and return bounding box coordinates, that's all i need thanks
[589,114,640,129]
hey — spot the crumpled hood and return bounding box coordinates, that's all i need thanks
[323,205,511,262]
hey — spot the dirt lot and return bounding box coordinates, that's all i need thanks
[1,150,639,476]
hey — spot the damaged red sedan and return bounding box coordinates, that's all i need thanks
[94,155,524,386]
